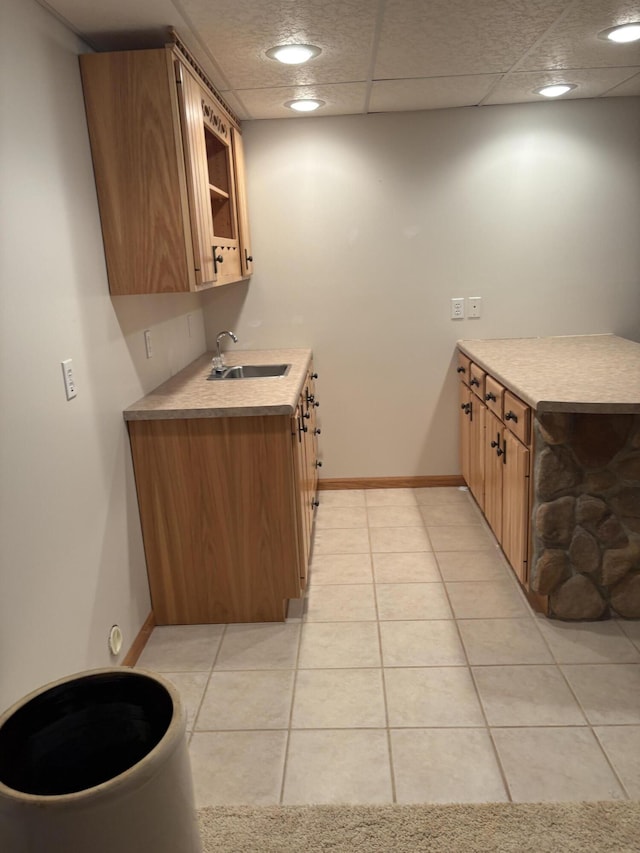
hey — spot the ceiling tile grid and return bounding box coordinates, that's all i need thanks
[369,75,502,112]
[485,65,640,104]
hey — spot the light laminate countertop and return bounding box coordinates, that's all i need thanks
[124,348,312,420]
[457,334,640,414]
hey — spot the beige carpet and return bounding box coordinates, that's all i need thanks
[198,801,640,852]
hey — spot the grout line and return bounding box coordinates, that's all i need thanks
[279,613,304,804]
[188,624,228,743]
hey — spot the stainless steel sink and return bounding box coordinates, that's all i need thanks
[208,363,291,380]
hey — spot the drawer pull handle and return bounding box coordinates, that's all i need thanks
[505,411,518,422]
[470,378,480,387]
[456,366,466,374]
[485,392,496,402]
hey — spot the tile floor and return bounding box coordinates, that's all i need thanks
[136,487,640,806]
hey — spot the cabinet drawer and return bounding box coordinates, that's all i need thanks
[503,391,531,445]
[468,363,486,399]
[456,351,471,385]
[484,375,504,419]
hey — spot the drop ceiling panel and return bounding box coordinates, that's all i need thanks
[237,83,368,119]
[374,0,571,78]
[485,66,640,104]
[177,0,378,89]
[370,75,501,112]
[517,0,640,71]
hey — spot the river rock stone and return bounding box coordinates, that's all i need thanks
[572,415,633,469]
[537,412,572,445]
[550,574,606,620]
[613,454,640,483]
[576,495,607,526]
[596,515,628,547]
[536,447,582,501]
[583,470,617,495]
[610,488,640,534]
[535,496,576,547]
[610,573,640,618]
[601,543,640,587]
[569,527,600,574]
[531,550,570,594]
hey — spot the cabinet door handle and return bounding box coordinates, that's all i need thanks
[490,440,499,448]
[485,392,496,401]
[303,412,311,419]
[505,411,518,422]
[456,366,466,374]
[470,378,479,387]
[313,427,321,436]
[311,372,318,379]
[311,498,320,509]
[496,446,505,457]
[212,247,224,275]
[460,403,471,415]
[245,250,253,263]
[315,460,323,468]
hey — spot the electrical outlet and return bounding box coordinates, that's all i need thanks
[468,296,482,318]
[61,359,77,400]
[450,297,465,320]
[144,329,153,359]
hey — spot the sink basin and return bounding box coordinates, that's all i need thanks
[208,363,291,380]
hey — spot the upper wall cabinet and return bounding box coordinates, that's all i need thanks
[80,43,253,295]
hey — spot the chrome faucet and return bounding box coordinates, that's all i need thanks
[212,330,238,372]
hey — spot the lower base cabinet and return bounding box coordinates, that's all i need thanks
[128,407,317,624]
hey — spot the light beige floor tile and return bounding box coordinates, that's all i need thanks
[162,672,208,731]
[137,624,224,672]
[446,580,529,619]
[365,488,417,506]
[298,621,381,668]
[428,525,496,551]
[419,503,483,526]
[309,553,373,585]
[436,550,511,582]
[459,618,554,665]
[314,506,368,529]
[305,583,377,622]
[370,527,432,553]
[282,730,392,804]
[594,726,640,798]
[312,527,370,555]
[316,489,366,507]
[413,487,471,505]
[291,669,386,728]
[380,620,466,667]
[391,729,508,803]
[196,670,294,730]
[367,505,424,528]
[373,552,441,584]
[385,667,485,727]
[618,620,640,651]
[492,727,626,802]
[561,664,640,724]
[189,731,287,806]
[537,619,640,664]
[473,665,586,726]
[376,582,452,620]
[214,623,300,670]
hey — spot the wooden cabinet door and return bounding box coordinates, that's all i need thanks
[293,397,312,588]
[232,128,254,277]
[484,411,503,541]
[459,382,472,488]
[502,430,530,584]
[469,396,486,510]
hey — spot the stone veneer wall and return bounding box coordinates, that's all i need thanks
[530,413,640,620]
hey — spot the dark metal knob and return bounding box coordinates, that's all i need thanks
[456,366,466,374]
[490,440,499,448]
[307,394,315,404]
[311,498,320,508]
[470,378,479,387]
[485,392,496,402]
[311,372,318,379]
[315,460,323,468]
[496,447,505,456]
[215,255,224,264]
[314,428,321,436]
[303,412,311,419]
[245,251,253,263]
[505,411,518,422]
[313,401,319,408]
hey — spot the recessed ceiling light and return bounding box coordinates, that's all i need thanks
[285,99,325,113]
[535,83,576,98]
[599,22,640,43]
[265,44,322,65]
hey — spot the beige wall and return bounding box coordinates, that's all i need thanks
[203,101,640,479]
[0,0,207,710]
